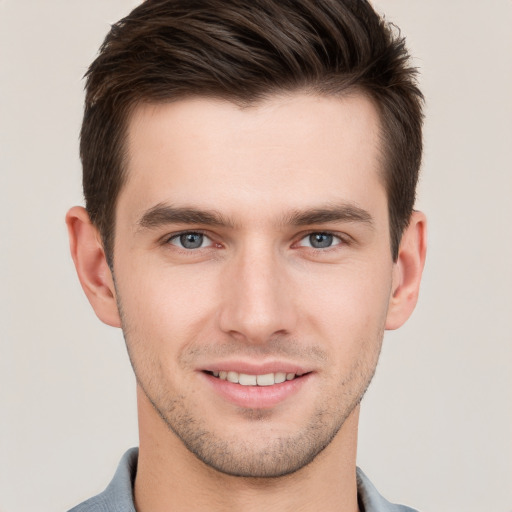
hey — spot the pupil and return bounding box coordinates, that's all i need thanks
[310,233,332,248]
[180,233,203,249]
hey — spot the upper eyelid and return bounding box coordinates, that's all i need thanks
[165,231,217,252]
[164,229,211,242]
[295,229,350,242]
[296,232,344,246]
[160,229,350,247]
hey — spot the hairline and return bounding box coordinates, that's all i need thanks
[99,85,400,268]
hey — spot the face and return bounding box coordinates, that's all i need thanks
[112,93,395,477]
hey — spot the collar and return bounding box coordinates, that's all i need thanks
[68,448,418,512]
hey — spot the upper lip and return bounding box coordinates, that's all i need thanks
[200,360,313,375]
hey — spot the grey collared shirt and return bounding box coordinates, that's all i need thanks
[68,448,418,512]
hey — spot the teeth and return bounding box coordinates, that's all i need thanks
[211,371,298,386]
[227,371,239,383]
[256,373,274,386]
[239,373,257,385]
[275,372,286,384]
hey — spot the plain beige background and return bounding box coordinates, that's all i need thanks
[1,1,511,511]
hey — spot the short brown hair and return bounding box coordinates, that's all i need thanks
[81,0,423,265]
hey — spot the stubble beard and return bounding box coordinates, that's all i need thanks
[124,335,383,479]
[139,381,350,478]
[117,290,384,479]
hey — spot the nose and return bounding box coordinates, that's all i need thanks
[218,243,298,344]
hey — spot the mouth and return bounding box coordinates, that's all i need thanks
[201,366,313,408]
[204,370,307,386]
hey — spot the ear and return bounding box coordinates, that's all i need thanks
[66,206,121,328]
[386,211,427,330]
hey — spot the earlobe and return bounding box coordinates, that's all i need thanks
[65,206,122,328]
[385,211,427,330]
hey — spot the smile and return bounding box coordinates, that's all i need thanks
[202,368,312,408]
[206,371,303,386]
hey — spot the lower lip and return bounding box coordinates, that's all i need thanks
[201,372,311,409]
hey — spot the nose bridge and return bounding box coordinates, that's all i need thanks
[219,239,296,342]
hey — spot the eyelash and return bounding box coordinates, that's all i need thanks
[165,230,216,250]
[163,230,350,252]
[295,231,346,250]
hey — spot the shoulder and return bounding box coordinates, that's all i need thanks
[356,467,419,512]
[67,448,138,512]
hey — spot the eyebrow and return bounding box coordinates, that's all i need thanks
[137,203,235,230]
[137,202,374,231]
[283,203,374,228]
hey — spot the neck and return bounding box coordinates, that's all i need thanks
[134,387,360,512]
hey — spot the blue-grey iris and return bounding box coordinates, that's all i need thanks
[180,233,204,249]
[310,233,333,248]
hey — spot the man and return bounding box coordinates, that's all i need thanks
[66,0,426,510]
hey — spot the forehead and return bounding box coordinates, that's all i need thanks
[120,92,386,225]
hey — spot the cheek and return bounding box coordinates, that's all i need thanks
[298,262,392,351]
[114,259,220,353]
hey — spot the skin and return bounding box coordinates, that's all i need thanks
[67,92,426,512]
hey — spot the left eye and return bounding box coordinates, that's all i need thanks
[297,232,342,249]
[168,232,212,249]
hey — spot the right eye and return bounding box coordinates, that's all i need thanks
[296,232,343,249]
[168,232,213,250]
